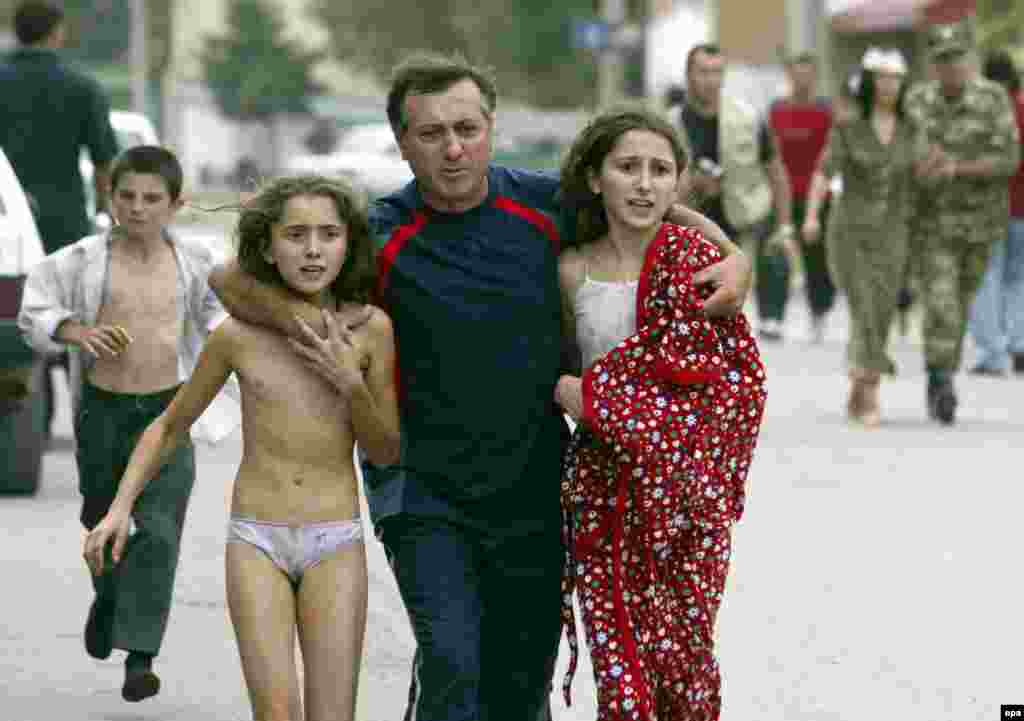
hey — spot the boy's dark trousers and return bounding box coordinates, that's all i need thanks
[750,217,791,323]
[753,200,837,323]
[379,513,563,721]
[793,196,837,320]
[76,381,194,657]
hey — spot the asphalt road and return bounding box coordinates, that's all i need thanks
[2,241,1022,719]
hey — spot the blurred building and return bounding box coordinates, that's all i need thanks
[825,0,977,90]
[645,0,792,113]
[645,0,713,103]
[645,0,977,114]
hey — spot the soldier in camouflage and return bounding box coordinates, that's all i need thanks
[905,20,1020,424]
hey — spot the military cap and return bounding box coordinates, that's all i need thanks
[925,20,972,60]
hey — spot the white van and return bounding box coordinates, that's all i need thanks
[0,146,47,494]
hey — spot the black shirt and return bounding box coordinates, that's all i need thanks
[680,102,774,235]
[0,48,119,253]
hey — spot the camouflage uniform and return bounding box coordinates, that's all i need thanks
[905,24,1020,386]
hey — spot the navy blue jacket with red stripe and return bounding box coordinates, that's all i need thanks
[364,165,572,532]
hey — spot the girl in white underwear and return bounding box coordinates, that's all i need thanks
[84,174,400,721]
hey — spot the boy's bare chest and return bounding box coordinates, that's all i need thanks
[97,255,180,330]
[90,252,183,391]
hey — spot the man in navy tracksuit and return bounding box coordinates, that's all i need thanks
[370,160,570,721]
[211,52,753,721]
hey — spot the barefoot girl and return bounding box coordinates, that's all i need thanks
[84,174,400,721]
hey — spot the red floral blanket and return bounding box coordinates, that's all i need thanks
[560,223,767,720]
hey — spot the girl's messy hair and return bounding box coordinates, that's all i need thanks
[234,174,375,305]
[559,105,689,248]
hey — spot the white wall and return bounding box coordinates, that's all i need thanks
[723,64,789,117]
[645,0,787,117]
[645,0,711,100]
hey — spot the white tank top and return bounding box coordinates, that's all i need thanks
[574,274,639,369]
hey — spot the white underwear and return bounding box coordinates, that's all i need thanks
[227,515,364,586]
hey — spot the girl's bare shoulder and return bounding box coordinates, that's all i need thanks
[208,316,291,365]
[210,316,270,347]
[205,316,242,353]
[558,246,587,293]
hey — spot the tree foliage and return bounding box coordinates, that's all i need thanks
[200,0,323,124]
[312,0,599,109]
[976,0,1024,53]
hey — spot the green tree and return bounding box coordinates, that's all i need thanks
[312,0,598,109]
[976,0,1024,54]
[201,0,323,170]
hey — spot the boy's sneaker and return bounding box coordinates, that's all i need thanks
[1013,353,1024,374]
[123,651,159,702]
[122,669,160,702]
[84,590,115,660]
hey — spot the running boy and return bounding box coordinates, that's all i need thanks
[83,174,399,721]
[18,145,237,701]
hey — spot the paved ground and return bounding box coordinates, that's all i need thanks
[2,273,1022,720]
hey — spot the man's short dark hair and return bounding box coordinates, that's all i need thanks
[110,146,184,202]
[386,52,498,137]
[14,0,64,46]
[685,44,721,77]
[983,49,1021,93]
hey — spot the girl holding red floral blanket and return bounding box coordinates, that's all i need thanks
[553,107,768,721]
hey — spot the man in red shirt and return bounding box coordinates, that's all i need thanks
[969,49,1024,376]
[769,52,836,343]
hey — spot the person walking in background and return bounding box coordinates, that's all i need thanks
[554,107,767,720]
[905,21,1020,424]
[968,49,1024,377]
[671,44,796,342]
[803,48,920,426]
[0,0,119,253]
[0,0,120,438]
[769,51,836,343]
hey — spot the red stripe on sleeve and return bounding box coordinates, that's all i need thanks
[374,209,428,409]
[494,195,560,253]
[375,209,429,303]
